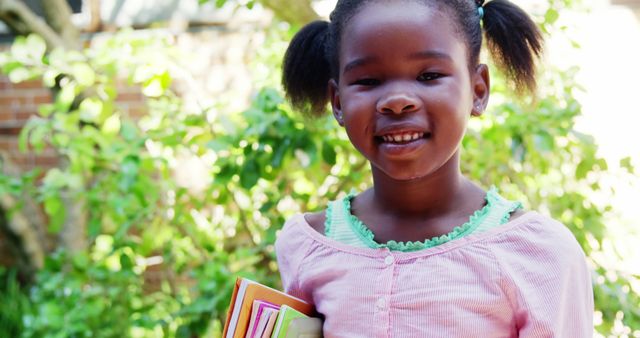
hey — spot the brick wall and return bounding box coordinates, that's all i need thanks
[0,74,148,172]
[0,76,58,171]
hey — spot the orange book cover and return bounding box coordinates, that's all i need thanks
[222,277,314,338]
[222,278,243,337]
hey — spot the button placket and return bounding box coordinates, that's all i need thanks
[374,251,395,338]
[384,255,394,266]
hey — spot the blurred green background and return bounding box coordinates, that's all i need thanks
[0,0,638,337]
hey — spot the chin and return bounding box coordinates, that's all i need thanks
[381,168,432,182]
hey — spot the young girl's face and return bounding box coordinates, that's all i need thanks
[330,1,488,181]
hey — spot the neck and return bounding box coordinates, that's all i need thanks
[369,153,471,219]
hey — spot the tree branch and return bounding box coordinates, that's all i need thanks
[257,0,319,26]
[0,152,46,282]
[39,0,80,47]
[86,0,102,32]
[0,0,74,50]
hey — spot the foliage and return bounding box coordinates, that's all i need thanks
[0,268,30,336]
[0,28,361,337]
[0,3,638,338]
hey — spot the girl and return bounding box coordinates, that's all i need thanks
[275,0,594,336]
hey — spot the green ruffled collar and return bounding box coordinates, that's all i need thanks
[341,187,501,252]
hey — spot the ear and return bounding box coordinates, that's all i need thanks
[328,79,344,126]
[471,64,490,117]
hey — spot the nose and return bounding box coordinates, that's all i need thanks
[376,90,421,115]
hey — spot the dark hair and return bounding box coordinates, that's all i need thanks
[282,0,543,116]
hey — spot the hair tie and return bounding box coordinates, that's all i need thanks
[475,0,485,19]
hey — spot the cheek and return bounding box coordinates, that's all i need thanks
[341,93,374,130]
[341,91,371,111]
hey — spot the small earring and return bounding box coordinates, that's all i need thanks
[473,104,482,116]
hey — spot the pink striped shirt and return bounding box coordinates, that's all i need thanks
[275,211,593,337]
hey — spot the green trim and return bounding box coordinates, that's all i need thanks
[340,187,506,252]
[500,200,523,225]
[324,200,334,237]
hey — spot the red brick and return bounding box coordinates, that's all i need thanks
[0,124,24,136]
[0,95,29,105]
[15,110,36,122]
[34,155,60,168]
[0,137,18,152]
[14,80,45,90]
[0,110,15,123]
[33,91,53,104]
[9,154,34,168]
[127,105,148,119]
[0,75,10,88]
[117,91,144,102]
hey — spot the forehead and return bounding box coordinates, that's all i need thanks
[340,2,467,70]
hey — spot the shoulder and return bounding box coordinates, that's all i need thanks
[304,211,326,235]
[508,208,527,221]
[490,211,587,271]
[489,213,594,332]
[275,212,324,254]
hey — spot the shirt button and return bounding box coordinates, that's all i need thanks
[384,255,394,265]
[376,298,386,310]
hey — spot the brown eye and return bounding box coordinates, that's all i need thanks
[353,78,380,86]
[417,73,443,81]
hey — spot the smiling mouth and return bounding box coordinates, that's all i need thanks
[376,131,431,144]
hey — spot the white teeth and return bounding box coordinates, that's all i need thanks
[381,132,424,143]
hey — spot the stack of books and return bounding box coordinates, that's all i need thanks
[222,277,323,338]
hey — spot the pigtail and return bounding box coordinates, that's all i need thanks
[282,21,332,117]
[481,0,543,94]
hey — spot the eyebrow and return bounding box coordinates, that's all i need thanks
[408,50,453,61]
[343,57,376,74]
[342,50,453,75]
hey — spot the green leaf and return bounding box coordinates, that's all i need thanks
[79,98,103,123]
[0,51,9,67]
[43,69,61,87]
[322,141,337,165]
[533,131,554,152]
[142,78,164,97]
[240,160,260,189]
[54,82,77,112]
[19,118,50,153]
[596,159,608,171]
[102,113,121,135]
[544,9,559,25]
[575,159,593,180]
[120,252,134,270]
[44,195,65,233]
[72,63,96,87]
[120,121,138,141]
[11,34,46,64]
[620,157,634,174]
[8,67,33,83]
[38,104,55,118]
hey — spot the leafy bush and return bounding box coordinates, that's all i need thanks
[0,268,29,337]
